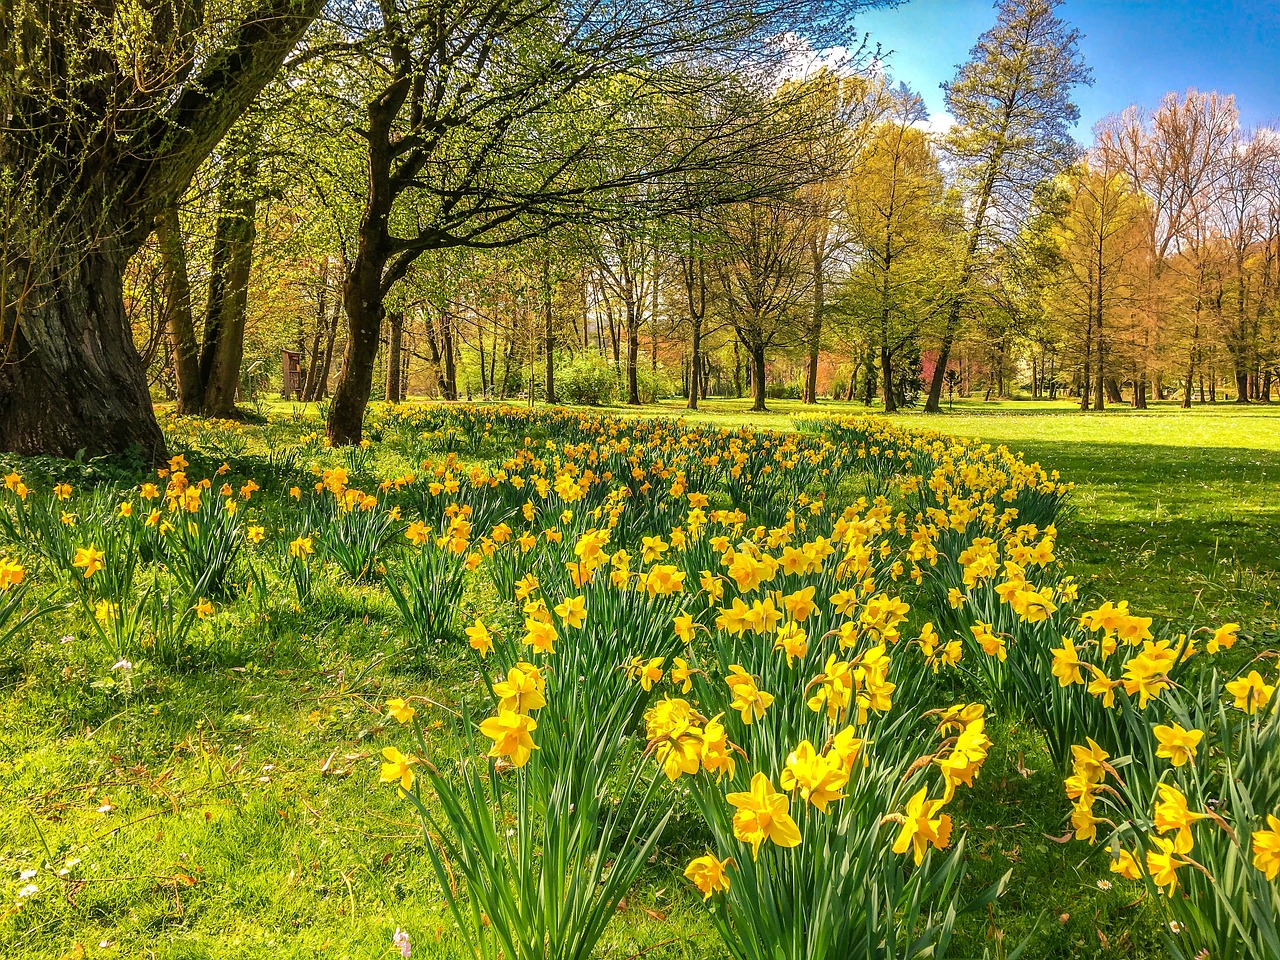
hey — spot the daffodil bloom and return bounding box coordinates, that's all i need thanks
[72,545,105,578]
[492,663,546,714]
[479,710,538,767]
[726,772,802,860]
[1226,671,1276,714]
[1085,665,1120,707]
[1070,739,1110,783]
[636,657,664,692]
[673,612,695,644]
[1154,784,1207,854]
[684,853,731,900]
[780,740,848,813]
[1071,800,1101,842]
[1145,835,1186,896]
[554,594,587,629]
[1050,636,1084,687]
[725,665,774,724]
[1206,622,1239,654]
[772,622,808,666]
[1105,845,1142,880]
[465,618,493,657]
[1252,814,1280,880]
[970,622,1006,661]
[195,597,214,619]
[522,617,557,654]
[379,747,414,790]
[670,656,694,693]
[1153,723,1203,768]
[0,559,25,591]
[385,698,416,725]
[289,535,314,558]
[892,787,953,865]
[699,715,736,780]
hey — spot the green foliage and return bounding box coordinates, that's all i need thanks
[554,352,621,405]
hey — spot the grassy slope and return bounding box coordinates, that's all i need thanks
[2,397,1276,960]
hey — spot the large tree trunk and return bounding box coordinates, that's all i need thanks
[626,296,640,405]
[0,235,166,460]
[385,310,403,402]
[318,293,340,399]
[155,203,202,414]
[804,236,824,404]
[199,128,260,417]
[0,0,320,459]
[750,341,767,412]
[329,255,384,445]
[327,70,406,444]
[301,262,328,402]
[441,313,457,400]
[880,345,897,414]
[687,316,702,410]
[543,260,556,405]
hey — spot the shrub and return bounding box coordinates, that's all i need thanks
[554,352,620,405]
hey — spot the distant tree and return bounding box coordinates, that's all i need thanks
[843,93,957,412]
[923,0,1090,413]
[1046,157,1148,410]
[712,197,812,412]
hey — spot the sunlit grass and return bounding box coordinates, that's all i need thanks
[4,397,1273,959]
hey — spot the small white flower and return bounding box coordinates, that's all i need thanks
[112,658,133,671]
[1170,921,1184,934]
[60,635,75,644]
[97,802,113,814]
[1096,879,1112,891]
[17,884,37,898]
[393,928,411,959]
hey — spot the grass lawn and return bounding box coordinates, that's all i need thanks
[1,397,1275,960]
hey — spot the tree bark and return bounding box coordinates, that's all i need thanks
[626,294,640,405]
[880,345,897,413]
[0,0,321,459]
[155,203,202,414]
[0,233,166,460]
[199,129,260,417]
[543,259,556,404]
[687,317,702,410]
[750,341,767,412]
[385,311,403,402]
[804,235,824,404]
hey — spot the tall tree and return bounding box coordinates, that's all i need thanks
[922,0,1089,413]
[0,0,324,459]
[844,96,957,412]
[309,0,887,443]
[713,197,812,411]
[1046,156,1148,410]
[1097,90,1239,407]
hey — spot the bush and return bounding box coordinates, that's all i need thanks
[554,352,620,405]
[635,362,676,403]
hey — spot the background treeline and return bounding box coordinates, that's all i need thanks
[4,0,1279,461]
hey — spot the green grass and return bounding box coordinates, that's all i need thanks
[2,397,1276,960]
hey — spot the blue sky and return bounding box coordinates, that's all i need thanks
[854,0,1280,137]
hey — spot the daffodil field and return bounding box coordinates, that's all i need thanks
[1,404,1276,960]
